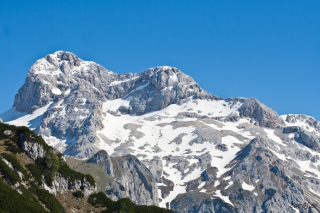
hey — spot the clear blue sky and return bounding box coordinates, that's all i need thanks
[1,1,319,119]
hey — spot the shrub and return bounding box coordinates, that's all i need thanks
[4,140,21,154]
[0,123,16,140]
[0,157,20,185]
[1,153,29,179]
[88,192,114,208]
[28,183,65,213]
[72,190,84,199]
[58,162,96,186]
[26,164,43,185]
[0,178,47,213]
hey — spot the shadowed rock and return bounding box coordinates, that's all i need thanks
[238,98,285,128]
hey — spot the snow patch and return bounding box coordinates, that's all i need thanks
[241,182,255,191]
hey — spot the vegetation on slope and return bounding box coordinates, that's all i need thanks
[88,192,175,213]
[0,122,174,213]
[0,178,47,213]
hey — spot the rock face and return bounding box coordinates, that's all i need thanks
[45,175,96,196]
[86,152,159,206]
[171,192,235,213]
[18,133,46,160]
[16,131,97,196]
[110,155,159,206]
[282,126,320,151]
[237,98,285,128]
[87,150,113,176]
[8,51,220,159]
[2,51,320,212]
[171,136,320,213]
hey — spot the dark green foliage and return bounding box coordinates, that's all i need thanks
[0,122,96,186]
[0,153,29,179]
[29,183,65,213]
[85,173,96,186]
[26,151,95,187]
[0,157,20,185]
[16,126,51,152]
[134,205,175,213]
[88,192,114,207]
[72,190,85,199]
[89,192,174,213]
[0,122,163,213]
[38,150,60,172]
[3,140,21,154]
[0,123,16,140]
[26,164,43,185]
[58,162,96,186]
[0,178,47,213]
[104,198,136,213]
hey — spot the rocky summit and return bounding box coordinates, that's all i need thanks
[1,51,320,212]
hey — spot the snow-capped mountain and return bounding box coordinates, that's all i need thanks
[1,51,320,212]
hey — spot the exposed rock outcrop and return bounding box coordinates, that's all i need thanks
[18,133,46,161]
[107,155,159,206]
[87,150,113,176]
[237,98,285,128]
[45,175,97,196]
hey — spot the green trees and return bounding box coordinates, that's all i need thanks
[89,192,174,213]
[0,178,47,213]
[72,190,85,199]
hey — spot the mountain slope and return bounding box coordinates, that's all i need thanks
[0,122,173,213]
[1,51,320,212]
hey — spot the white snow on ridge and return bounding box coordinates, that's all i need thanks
[214,190,234,206]
[96,98,250,206]
[110,76,139,86]
[170,73,178,82]
[51,87,62,95]
[198,182,206,189]
[0,102,53,130]
[0,108,27,122]
[267,147,287,161]
[280,114,320,135]
[213,136,242,177]
[264,129,287,146]
[241,182,255,191]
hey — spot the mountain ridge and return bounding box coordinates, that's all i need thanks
[2,51,320,212]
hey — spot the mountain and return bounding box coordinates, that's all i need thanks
[0,121,173,213]
[1,51,320,212]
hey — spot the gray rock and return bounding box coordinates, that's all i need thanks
[107,154,159,206]
[171,192,235,213]
[215,144,228,152]
[282,126,320,151]
[11,51,221,159]
[5,51,320,212]
[18,133,46,161]
[201,166,218,182]
[45,174,97,196]
[87,150,113,176]
[237,98,285,128]
[285,114,320,133]
[4,130,12,135]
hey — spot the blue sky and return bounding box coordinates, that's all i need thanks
[1,1,319,119]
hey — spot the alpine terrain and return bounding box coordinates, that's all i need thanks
[1,51,320,212]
